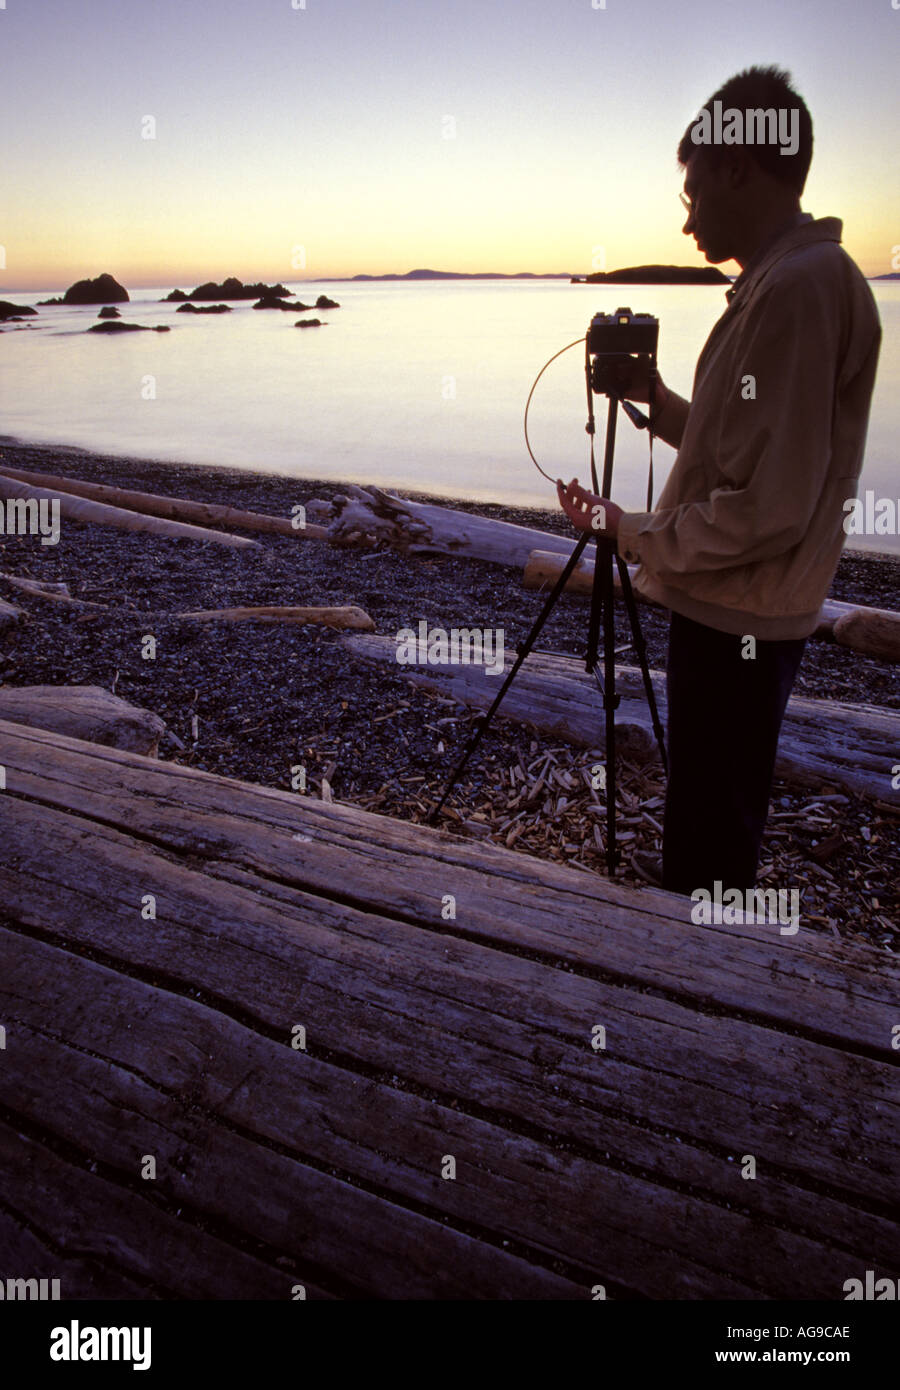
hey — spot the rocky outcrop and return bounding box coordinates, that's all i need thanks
[253,294,312,311]
[164,278,292,302]
[176,303,232,314]
[0,301,38,320]
[97,306,121,319]
[62,273,130,304]
[315,295,340,308]
[295,318,323,328]
[88,322,171,334]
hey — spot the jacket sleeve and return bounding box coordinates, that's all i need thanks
[617,275,842,576]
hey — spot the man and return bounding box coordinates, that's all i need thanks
[557,65,881,897]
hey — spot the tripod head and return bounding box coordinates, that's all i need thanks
[588,306,659,421]
[584,307,660,496]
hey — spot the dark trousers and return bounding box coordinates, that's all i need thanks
[661,611,807,896]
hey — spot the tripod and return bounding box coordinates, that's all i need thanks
[427,344,669,876]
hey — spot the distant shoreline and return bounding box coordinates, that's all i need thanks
[317,270,575,282]
[6,270,899,295]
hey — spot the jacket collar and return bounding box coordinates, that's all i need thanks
[725,215,843,304]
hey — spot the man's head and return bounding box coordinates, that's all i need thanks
[677,66,814,267]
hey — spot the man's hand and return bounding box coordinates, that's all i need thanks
[607,354,667,407]
[557,478,623,537]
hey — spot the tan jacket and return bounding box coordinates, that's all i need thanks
[617,216,882,639]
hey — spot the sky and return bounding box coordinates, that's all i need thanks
[1,0,898,289]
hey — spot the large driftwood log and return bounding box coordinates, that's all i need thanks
[0,465,328,540]
[341,632,900,802]
[178,604,374,631]
[326,484,575,565]
[0,719,897,1298]
[523,549,900,659]
[0,475,260,550]
[0,685,165,753]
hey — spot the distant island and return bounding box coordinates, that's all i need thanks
[323,268,574,282]
[873,272,900,279]
[572,265,731,285]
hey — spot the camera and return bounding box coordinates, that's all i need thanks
[588,306,659,396]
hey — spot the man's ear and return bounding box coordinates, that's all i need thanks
[724,148,755,189]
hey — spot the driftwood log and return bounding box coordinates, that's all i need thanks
[0,475,260,550]
[178,605,374,631]
[0,574,109,610]
[0,719,897,1298]
[524,549,900,660]
[0,579,371,632]
[833,606,900,662]
[0,686,165,754]
[0,465,328,540]
[325,484,575,565]
[341,633,900,803]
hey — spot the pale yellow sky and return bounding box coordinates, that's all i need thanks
[2,0,897,290]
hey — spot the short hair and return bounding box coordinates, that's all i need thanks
[677,65,813,194]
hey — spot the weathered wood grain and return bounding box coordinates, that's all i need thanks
[0,1121,333,1299]
[0,720,893,1049]
[0,721,896,1299]
[3,926,895,1297]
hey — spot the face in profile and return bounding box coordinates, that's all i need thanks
[681,151,741,265]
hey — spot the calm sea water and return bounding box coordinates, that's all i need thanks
[2,279,897,552]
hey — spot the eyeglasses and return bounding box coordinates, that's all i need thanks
[679,192,694,215]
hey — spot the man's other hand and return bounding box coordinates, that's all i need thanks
[557,478,623,537]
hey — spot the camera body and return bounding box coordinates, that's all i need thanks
[588,306,659,396]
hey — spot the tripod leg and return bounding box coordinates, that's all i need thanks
[600,544,618,874]
[426,530,593,824]
[586,535,604,674]
[615,554,669,776]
